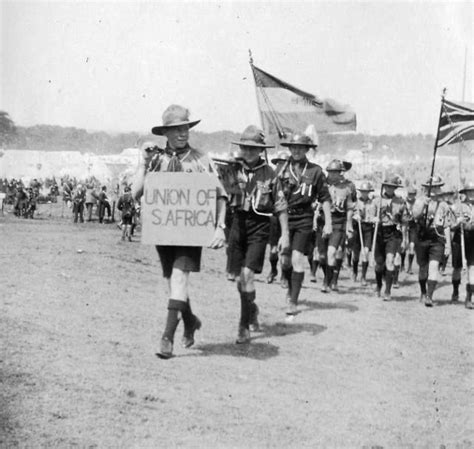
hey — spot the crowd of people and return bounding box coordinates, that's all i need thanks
[130,104,473,359]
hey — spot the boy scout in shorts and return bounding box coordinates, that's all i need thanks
[227,126,289,343]
[132,104,227,359]
[276,133,331,314]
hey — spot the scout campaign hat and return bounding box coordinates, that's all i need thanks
[271,150,291,165]
[280,133,317,148]
[357,181,374,192]
[232,125,274,149]
[421,175,444,188]
[326,159,347,172]
[152,105,201,136]
[382,175,402,188]
[460,181,474,194]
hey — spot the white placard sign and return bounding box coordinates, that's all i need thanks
[141,172,218,246]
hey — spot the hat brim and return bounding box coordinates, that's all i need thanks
[342,161,352,171]
[152,119,201,136]
[231,141,274,149]
[382,182,401,188]
[280,142,317,148]
[357,188,374,192]
[421,182,444,188]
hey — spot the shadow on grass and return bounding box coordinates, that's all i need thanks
[194,322,326,360]
[298,299,359,312]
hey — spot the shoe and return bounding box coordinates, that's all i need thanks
[249,304,260,332]
[156,337,173,359]
[465,301,474,310]
[235,326,251,344]
[227,272,236,282]
[286,302,297,315]
[375,288,382,298]
[266,270,277,284]
[450,293,459,303]
[330,282,338,292]
[310,273,317,283]
[383,291,391,301]
[182,316,202,348]
[280,277,289,289]
[424,295,434,307]
[393,281,400,289]
[321,284,329,293]
[361,278,368,287]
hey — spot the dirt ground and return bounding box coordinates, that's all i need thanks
[1,203,473,449]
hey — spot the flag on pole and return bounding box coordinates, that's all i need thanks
[437,99,474,147]
[251,64,356,137]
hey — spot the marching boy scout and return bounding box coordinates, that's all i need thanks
[227,126,290,344]
[373,175,408,301]
[276,133,332,315]
[132,104,227,359]
[412,176,451,307]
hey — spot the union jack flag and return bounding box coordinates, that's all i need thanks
[437,99,474,147]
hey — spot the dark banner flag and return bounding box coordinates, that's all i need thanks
[251,64,356,137]
[437,99,474,147]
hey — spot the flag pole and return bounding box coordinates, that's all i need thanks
[426,88,447,199]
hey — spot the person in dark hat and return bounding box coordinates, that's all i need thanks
[117,186,136,242]
[372,174,408,301]
[451,181,474,308]
[276,133,331,314]
[411,175,452,307]
[132,104,227,359]
[405,185,418,274]
[319,159,354,293]
[351,180,377,286]
[265,150,291,285]
[226,125,289,343]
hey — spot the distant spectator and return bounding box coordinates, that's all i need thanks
[98,185,111,223]
[85,184,98,222]
[117,186,136,241]
[72,184,86,223]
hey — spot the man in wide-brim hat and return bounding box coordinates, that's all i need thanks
[450,181,474,308]
[132,104,227,359]
[318,159,354,293]
[372,174,407,301]
[412,175,452,307]
[352,180,377,286]
[274,132,332,314]
[226,125,289,343]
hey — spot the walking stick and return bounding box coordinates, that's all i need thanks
[370,182,384,267]
[358,217,367,263]
[460,223,469,285]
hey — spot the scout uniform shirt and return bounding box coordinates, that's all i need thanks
[375,193,408,228]
[355,196,377,224]
[146,144,227,199]
[328,178,354,226]
[277,156,331,219]
[451,201,474,233]
[230,157,287,216]
[412,197,451,232]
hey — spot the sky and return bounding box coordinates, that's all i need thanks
[1,1,472,136]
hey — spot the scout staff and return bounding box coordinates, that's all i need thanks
[132,104,227,359]
[405,186,418,274]
[227,125,289,344]
[372,175,408,301]
[276,133,331,315]
[412,175,451,307]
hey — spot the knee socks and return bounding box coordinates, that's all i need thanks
[290,272,304,305]
[163,299,186,341]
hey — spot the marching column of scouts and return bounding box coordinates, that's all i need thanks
[132,104,474,359]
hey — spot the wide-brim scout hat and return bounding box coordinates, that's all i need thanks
[152,105,201,136]
[382,175,402,188]
[459,181,474,194]
[421,175,444,188]
[231,125,274,149]
[271,150,291,164]
[326,159,346,172]
[357,181,374,192]
[280,133,317,148]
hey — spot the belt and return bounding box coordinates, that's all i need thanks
[287,206,312,215]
